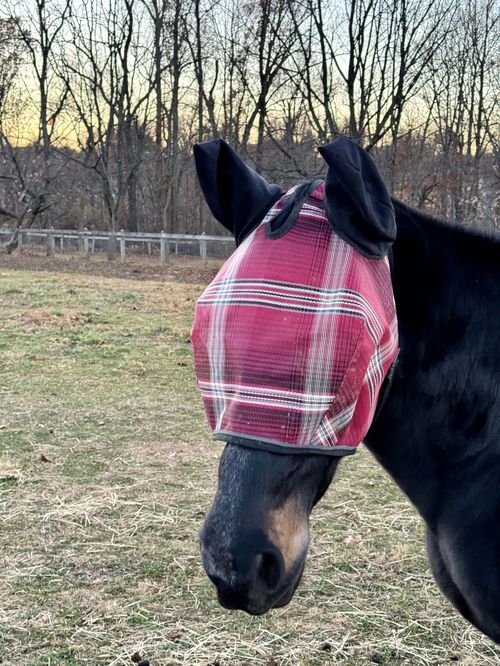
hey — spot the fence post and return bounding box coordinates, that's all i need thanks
[200,232,207,267]
[91,232,95,254]
[120,229,126,261]
[108,231,116,261]
[84,228,90,257]
[46,227,55,256]
[18,230,23,249]
[60,232,64,252]
[79,228,88,257]
[160,232,170,265]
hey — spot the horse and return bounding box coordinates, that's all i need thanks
[190,137,500,644]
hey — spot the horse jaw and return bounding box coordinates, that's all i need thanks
[199,443,339,614]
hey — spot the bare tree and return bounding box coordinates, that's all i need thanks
[237,0,301,168]
[290,0,456,175]
[0,16,26,231]
[424,0,498,225]
[0,2,70,249]
[62,0,155,231]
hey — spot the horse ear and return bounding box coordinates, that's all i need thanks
[193,139,284,245]
[318,137,396,258]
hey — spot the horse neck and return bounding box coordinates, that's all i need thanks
[365,202,500,521]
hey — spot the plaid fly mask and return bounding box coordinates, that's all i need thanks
[191,138,399,456]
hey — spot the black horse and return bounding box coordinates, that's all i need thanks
[193,139,500,644]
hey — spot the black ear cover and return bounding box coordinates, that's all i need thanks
[318,138,396,258]
[193,139,284,245]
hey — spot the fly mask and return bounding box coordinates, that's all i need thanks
[191,138,399,456]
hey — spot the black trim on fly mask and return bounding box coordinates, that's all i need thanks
[214,433,358,457]
[318,138,396,259]
[193,139,284,245]
[265,178,324,239]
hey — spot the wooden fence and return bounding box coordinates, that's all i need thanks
[0,228,235,265]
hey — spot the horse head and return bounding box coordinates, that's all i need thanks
[192,137,398,614]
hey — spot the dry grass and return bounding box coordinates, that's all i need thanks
[0,266,499,665]
[0,246,223,284]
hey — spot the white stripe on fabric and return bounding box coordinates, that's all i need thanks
[208,230,257,431]
[198,391,333,412]
[197,379,336,402]
[299,232,351,443]
[199,291,383,336]
[203,278,376,298]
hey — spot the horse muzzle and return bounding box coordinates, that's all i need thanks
[200,526,306,615]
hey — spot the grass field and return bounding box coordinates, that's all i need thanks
[1,260,499,665]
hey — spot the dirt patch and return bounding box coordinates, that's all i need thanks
[9,307,91,327]
[0,247,222,284]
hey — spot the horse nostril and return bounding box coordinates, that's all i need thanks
[258,548,284,590]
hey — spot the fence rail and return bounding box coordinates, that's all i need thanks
[0,227,235,264]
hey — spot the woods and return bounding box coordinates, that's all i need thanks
[0,0,498,238]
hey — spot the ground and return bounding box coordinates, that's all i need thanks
[1,252,499,665]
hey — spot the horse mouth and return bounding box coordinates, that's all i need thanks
[217,590,269,616]
[215,560,306,616]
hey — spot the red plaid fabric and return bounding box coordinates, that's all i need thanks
[191,182,398,455]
